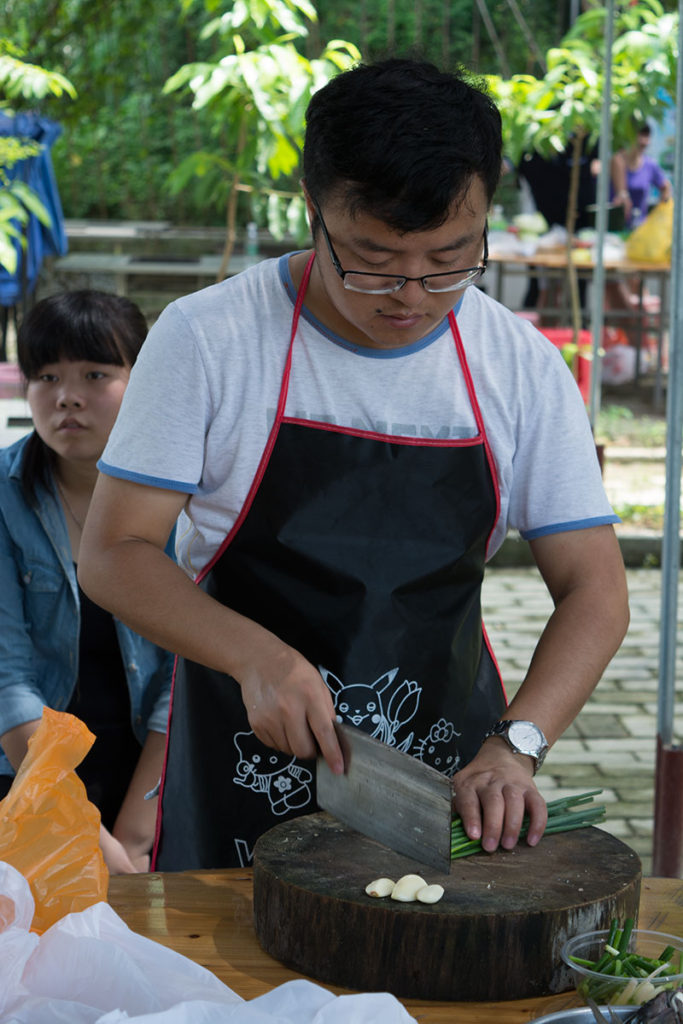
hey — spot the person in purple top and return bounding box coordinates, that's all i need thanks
[604,122,672,347]
[611,123,672,228]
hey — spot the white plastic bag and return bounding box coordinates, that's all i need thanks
[601,344,637,385]
[0,862,416,1024]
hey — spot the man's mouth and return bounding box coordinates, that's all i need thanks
[377,311,424,327]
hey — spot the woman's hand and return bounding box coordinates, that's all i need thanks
[99,824,140,874]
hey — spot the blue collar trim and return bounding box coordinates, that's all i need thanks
[278,253,464,359]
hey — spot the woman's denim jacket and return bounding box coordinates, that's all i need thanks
[0,435,174,778]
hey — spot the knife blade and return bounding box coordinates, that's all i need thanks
[316,721,453,873]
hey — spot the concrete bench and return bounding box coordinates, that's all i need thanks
[51,252,261,293]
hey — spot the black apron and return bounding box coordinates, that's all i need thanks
[153,255,506,870]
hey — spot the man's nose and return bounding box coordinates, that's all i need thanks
[396,278,427,305]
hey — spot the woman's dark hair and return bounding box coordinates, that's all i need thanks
[17,289,147,501]
[303,58,503,232]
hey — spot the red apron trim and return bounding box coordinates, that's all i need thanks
[282,415,485,448]
[154,254,317,863]
[151,652,180,868]
[153,262,504,869]
[199,266,500,581]
[448,309,501,558]
[195,253,316,585]
[482,621,508,706]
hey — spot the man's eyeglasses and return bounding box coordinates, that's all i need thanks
[312,199,488,295]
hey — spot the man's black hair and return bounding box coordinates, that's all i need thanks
[303,58,502,232]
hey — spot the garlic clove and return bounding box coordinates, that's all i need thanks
[416,883,445,904]
[390,873,427,902]
[365,877,396,898]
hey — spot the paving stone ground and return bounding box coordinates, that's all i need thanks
[482,565,683,876]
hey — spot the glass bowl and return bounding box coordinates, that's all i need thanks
[561,928,683,1007]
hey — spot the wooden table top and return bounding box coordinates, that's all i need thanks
[107,871,683,1023]
[488,247,670,274]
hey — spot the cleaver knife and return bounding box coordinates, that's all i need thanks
[316,721,453,873]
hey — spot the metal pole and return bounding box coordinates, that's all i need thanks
[588,0,616,430]
[652,2,683,879]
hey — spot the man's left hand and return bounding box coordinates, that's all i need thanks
[451,739,547,852]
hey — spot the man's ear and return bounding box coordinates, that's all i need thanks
[300,180,316,230]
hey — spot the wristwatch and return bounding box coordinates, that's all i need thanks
[483,719,548,774]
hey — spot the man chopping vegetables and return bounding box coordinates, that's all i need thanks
[79,58,629,870]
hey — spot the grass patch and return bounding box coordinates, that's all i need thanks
[613,503,668,530]
[596,404,667,447]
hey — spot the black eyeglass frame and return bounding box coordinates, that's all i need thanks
[311,199,488,295]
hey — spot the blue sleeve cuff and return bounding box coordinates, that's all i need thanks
[97,460,198,494]
[0,689,46,738]
[147,701,171,734]
[521,514,621,541]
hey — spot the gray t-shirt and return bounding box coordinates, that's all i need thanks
[101,254,617,576]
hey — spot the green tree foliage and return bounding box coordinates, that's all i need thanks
[0,40,76,273]
[486,0,678,340]
[488,0,677,170]
[3,0,678,227]
[313,0,563,75]
[3,0,215,222]
[163,0,360,268]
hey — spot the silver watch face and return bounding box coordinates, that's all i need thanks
[507,720,545,757]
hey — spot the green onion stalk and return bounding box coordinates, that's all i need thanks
[568,916,683,1005]
[450,789,607,859]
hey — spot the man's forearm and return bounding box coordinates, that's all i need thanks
[505,583,629,746]
[515,527,629,746]
[79,476,343,771]
[78,537,283,683]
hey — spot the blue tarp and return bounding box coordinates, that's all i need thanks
[0,112,68,307]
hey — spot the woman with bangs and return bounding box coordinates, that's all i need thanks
[0,290,174,873]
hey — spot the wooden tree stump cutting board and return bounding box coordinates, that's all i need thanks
[253,812,641,1002]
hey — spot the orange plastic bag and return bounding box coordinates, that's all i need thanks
[0,707,108,933]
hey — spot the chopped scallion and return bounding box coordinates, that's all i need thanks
[450,789,606,859]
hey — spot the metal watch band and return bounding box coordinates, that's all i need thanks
[483,719,548,774]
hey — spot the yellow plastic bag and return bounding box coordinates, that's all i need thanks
[625,198,674,263]
[0,707,108,933]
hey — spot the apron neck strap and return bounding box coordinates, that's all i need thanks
[290,252,315,347]
[273,251,316,426]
